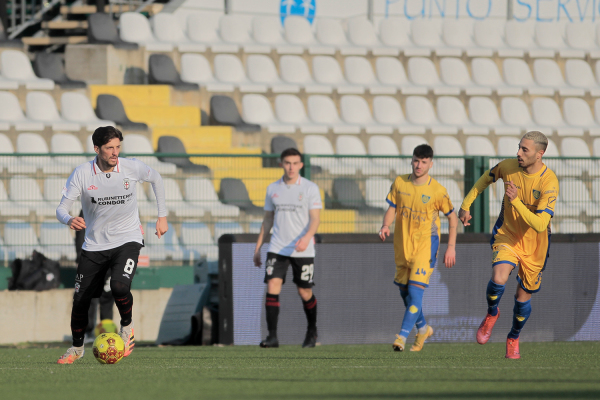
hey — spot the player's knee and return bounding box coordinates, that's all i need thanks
[297,287,312,301]
[491,269,510,285]
[110,280,130,298]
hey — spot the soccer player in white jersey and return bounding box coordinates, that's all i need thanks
[253,148,322,348]
[55,126,168,364]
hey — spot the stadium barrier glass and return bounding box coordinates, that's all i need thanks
[0,153,597,267]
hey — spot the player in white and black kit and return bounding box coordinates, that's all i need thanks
[55,126,168,364]
[253,148,322,348]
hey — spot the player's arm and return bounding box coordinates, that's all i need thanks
[444,211,458,268]
[505,181,553,233]
[137,160,168,238]
[253,211,274,267]
[295,208,320,252]
[379,206,395,242]
[459,171,495,226]
[57,169,85,230]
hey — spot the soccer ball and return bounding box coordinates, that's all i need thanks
[94,319,118,337]
[92,332,125,364]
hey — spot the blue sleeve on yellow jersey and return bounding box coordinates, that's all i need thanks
[386,180,397,208]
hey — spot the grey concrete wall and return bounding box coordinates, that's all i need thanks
[0,288,173,344]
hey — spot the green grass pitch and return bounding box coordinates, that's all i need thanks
[1,342,599,400]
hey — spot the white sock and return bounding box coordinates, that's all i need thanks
[399,335,407,343]
[417,325,428,335]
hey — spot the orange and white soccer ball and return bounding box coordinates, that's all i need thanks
[92,332,125,364]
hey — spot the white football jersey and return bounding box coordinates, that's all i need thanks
[60,157,167,251]
[264,176,322,257]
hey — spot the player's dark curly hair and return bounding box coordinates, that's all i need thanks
[413,144,434,159]
[281,147,302,161]
[92,126,124,148]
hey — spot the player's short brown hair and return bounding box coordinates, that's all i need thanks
[281,147,302,161]
[413,144,434,159]
[92,126,124,148]
[522,131,548,152]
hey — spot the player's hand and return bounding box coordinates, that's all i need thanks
[458,208,472,227]
[295,237,310,252]
[505,181,518,202]
[444,246,456,268]
[379,225,390,241]
[68,216,86,231]
[253,251,262,267]
[155,217,168,239]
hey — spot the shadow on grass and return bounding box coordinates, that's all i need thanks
[261,391,600,399]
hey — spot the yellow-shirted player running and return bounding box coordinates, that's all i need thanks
[459,131,559,359]
[379,144,458,352]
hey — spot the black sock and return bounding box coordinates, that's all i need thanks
[302,295,317,331]
[265,293,280,336]
[71,299,91,347]
[111,280,133,327]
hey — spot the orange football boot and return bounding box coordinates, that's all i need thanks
[57,347,84,364]
[476,309,500,344]
[505,337,520,359]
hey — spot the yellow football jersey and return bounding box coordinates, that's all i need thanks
[386,174,454,271]
[488,159,559,269]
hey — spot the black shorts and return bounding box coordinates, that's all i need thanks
[74,242,143,302]
[264,252,315,288]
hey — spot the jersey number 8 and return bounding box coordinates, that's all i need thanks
[301,264,314,281]
[124,259,135,274]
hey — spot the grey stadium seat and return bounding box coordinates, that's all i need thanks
[332,178,381,214]
[148,54,199,91]
[210,95,261,132]
[219,178,264,216]
[156,136,210,173]
[96,94,147,130]
[87,13,138,49]
[33,53,86,89]
[201,109,209,126]
[270,135,298,155]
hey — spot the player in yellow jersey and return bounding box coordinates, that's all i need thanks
[459,131,559,359]
[379,144,458,352]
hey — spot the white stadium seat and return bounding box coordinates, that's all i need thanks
[148,177,204,217]
[565,59,600,96]
[496,137,519,157]
[274,94,327,134]
[471,58,522,96]
[0,50,54,90]
[246,55,299,93]
[180,53,234,92]
[532,97,583,136]
[303,135,355,175]
[142,222,183,261]
[121,134,177,174]
[375,57,426,95]
[312,56,363,94]
[252,16,302,54]
[533,59,583,97]
[213,54,267,93]
[372,96,424,134]
[411,19,459,57]
[214,221,244,241]
[347,18,397,56]
[185,178,240,217]
[368,135,408,173]
[535,23,583,59]
[473,20,521,57]
[119,12,173,51]
[401,136,429,156]
[561,137,594,177]
[563,98,600,136]
[219,14,269,54]
[379,18,429,56]
[40,222,76,260]
[442,19,491,57]
[503,58,553,96]
[9,176,56,217]
[340,95,392,134]
[242,94,294,133]
[437,96,488,135]
[61,92,115,131]
[307,95,359,134]
[505,20,552,58]
[279,55,331,94]
[405,96,457,135]
[152,13,205,52]
[432,136,465,175]
[0,180,29,217]
[439,57,491,95]
[0,133,36,174]
[283,16,334,55]
[136,184,158,218]
[556,219,588,234]
[465,136,496,156]
[180,222,218,261]
[408,57,459,95]
[26,91,80,131]
[344,56,395,95]
[436,177,463,208]
[365,177,393,210]
[4,221,40,259]
[557,179,592,217]
[335,135,390,175]
[187,13,238,53]
[566,23,596,54]
[0,91,43,131]
[500,97,535,131]
[44,176,81,214]
[468,97,519,136]
[315,18,366,55]
[17,132,71,174]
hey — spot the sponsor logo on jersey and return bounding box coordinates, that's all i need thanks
[91,193,133,205]
[397,191,411,196]
[106,173,111,178]
[298,192,303,201]
[87,185,98,190]
[492,250,499,262]
[421,195,431,204]
[123,178,130,190]
[533,189,541,199]
[74,283,80,293]
[75,274,83,282]
[271,193,279,198]
[122,274,131,280]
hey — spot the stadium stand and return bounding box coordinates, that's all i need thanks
[33,53,86,89]
[96,94,148,130]
[1,50,53,89]
[148,54,199,91]
[87,12,138,49]
[210,95,260,132]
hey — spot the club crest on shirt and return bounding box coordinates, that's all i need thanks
[421,195,431,204]
[123,178,130,190]
[298,192,304,201]
[533,189,540,199]
[492,250,499,262]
